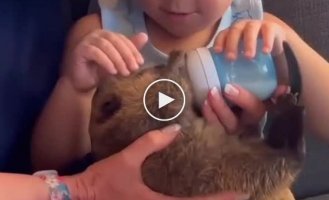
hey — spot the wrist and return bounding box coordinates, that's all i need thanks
[59,76,96,96]
[33,170,95,200]
[33,170,75,200]
[61,174,95,200]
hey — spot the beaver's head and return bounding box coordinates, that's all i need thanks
[89,51,200,159]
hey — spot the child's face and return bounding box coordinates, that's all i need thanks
[138,0,232,37]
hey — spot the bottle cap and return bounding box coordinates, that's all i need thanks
[186,48,221,107]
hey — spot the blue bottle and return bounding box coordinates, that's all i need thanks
[185,39,300,107]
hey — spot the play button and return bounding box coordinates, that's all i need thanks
[158,92,175,109]
[143,79,185,121]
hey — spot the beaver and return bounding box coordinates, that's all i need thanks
[89,51,305,200]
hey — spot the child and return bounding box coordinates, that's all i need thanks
[32,0,329,177]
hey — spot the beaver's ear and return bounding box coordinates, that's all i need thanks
[165,50,188,77]
[167,51,185,65]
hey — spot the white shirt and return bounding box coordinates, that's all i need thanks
[98,0,263,68]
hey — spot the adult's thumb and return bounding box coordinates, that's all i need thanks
[123,124,181,164]
[130,32,148,50]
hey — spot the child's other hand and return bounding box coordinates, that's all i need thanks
[213,19,286,60]
[207,19,288,133]
[68,31,148,91]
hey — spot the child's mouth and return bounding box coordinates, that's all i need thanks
[163,10,195,21]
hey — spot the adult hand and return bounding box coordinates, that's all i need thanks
[202,85,265,134]
[63,124,249,200]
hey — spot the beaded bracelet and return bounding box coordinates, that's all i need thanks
[33,170,71,200]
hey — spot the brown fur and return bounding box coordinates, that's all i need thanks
[89,52,305,200]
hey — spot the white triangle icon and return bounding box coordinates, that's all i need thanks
[158,92,175,109]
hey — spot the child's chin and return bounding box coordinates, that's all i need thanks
[162,24,200,38]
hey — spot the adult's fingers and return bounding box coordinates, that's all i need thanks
[202,100,220,124]
[207,87,239,133]
[120,124,181,168]
[223,84,265,125]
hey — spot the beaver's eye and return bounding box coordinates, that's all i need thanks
[100,95,122,120]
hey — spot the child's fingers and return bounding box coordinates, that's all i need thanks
[213,30,228,53]
[223,84,265,125]
[120,34,144,65]
[83,45,116,75]
[130,32,148,51]
[110,36,140,72]
[225,23,245,60]
[243,21,261,59]
[90,37,129,76]
[207,87,239,133]
[122,33,144,65]
[100,33,138,74]
[260,22,277,54]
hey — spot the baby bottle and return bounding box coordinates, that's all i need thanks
[185,39,301,107]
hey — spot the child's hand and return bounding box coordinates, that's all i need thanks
[68,31,148,91]
[204,19,288,133]
[213,19,286,60]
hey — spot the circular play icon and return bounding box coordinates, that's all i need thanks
[143,79,186,121]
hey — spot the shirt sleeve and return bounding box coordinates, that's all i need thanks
[231,0,264,23]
